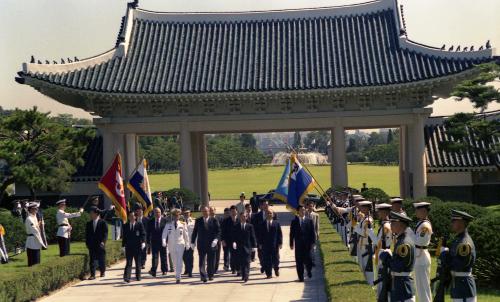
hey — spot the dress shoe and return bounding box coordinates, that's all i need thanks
[162,272,167,276]
[236,272,241,277]
[202,278,207,283]
[188,273,193,278]
[274,269,280,277]
[298,279,304,282]
[88,276,96,280]
[100,273,105,278]
[169,269,174,272]
[124,279,130,283]
[149,270,156,277]
[243,278,248,283]
[260,267,264,273]
[307,271,312,279]
[266,275,272,279]
[136,278,141,281]
[141,265,145,269]
[208,277,213,281]
[176,279,180,284]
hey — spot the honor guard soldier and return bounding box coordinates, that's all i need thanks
[355,200,375,285]
[368,203,392,299]
[413,202,433,302]
[163,208,189,283]
[56,199,83,257]
[443,210,477,302]
[380,212,416,302]
[182,208,195,278]
[25,202,46,266]
[390,197,407,215]
[122,211,146,283]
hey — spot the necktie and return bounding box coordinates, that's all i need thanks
[267,221,270,232]
[93,220,97,232]
[175,221,178,229]
[156,219,159,230]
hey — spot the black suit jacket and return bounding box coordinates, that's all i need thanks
[147,217,167,247]
[85,219,108,250]
[232,222,257,257]
[137,216,149,235]
[122,221,146,249]
[221,216,239,243]
[290,217,316,250]
[191,217,221,252]
[259,220,283,251]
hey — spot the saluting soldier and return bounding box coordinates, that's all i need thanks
[442,210,477,302]
[390,197,406,215]
[25,202,46,266]
[413,202,433,302]
[163,208,189,283]
[368,203,392,299]
[380,212,416,302]
[55,199,83,257]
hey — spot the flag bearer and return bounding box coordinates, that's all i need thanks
[163,208,189,283]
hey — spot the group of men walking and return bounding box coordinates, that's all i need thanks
[326,190,477,302]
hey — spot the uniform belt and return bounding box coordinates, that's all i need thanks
[415,245,428,249]
[59,224,69,227]
[27,234,34,236]
[451,271,472,277]
[391,272,411,277]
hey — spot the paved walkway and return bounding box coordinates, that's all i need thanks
[40,204,327,302]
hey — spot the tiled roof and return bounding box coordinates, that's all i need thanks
[425,112,500,171]
[18,0,493,95]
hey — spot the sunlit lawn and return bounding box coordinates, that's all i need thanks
[149,164,400,199]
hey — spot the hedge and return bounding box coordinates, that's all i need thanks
[163,187,201,210]
[0,240,122,302]
[0,210,25,253]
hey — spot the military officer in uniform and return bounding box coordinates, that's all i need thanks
[413,202,433,302]
[443,210,477,302]
[55,199,83,257]
[163,208,190,283]
[368,203,392,299]
[354,200,375,285]
[182,208,195,277]
[390,197,406,215]
[380,212,416,302]
[122,211,146,283]
[25,202,46,266]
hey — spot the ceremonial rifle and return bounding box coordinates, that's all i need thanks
[362,219,374,275]
[432,236,451,302]
[373,222,391,302]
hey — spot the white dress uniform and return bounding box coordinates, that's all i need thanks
[162,220,189,281]
[413,219,433,302]
[369,219,392,297]
[355,213,374,285]
[56,209,81,238]
[25,214,46,250]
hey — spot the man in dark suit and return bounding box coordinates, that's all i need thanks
[220,208,231,271]
[221,205,239,274]
[191,206,221,282]
[232,212,257,282]
[290,205,316,282]
[134,204,149,269]
[249,192,259,214]
[259,209,283,278]
[85,206,108,280]
[209,206,223,273]
[122,211,146,282]
[147,207,168,277]
[251,200,278,273]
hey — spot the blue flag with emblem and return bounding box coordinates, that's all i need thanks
[273,158,291,203]
[127,158,153,216]
[287,154,316,210]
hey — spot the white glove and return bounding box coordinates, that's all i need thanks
[79,208,84,213]
[141,243,146,250]
[121,247,126,254]
[110,205,115,210]
[232,242,237,250]
[382,249,392,256]
[211,239,218,248]
[190,243,196,250]
[162,240,167,248]
[441,247,449,254]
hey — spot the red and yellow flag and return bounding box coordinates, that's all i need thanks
[98,153,127,222]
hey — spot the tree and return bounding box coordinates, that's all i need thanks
[442,62,500,169]
[387,129,394,144]
[346,137,358,153]
[293,131,302,149]
[239,133,257,149]
[303,131,330,154]
[0,107,94,205]
[367,131,385,146]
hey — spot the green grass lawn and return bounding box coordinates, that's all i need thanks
[149,164,399,199]
[319,213,500,301]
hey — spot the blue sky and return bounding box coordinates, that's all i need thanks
[0,0,499,118]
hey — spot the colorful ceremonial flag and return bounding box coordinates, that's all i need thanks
[273,158,291,203]
[0,224,8,263]
[127,158,153,216]
[288,153,316,210]
[98,153,127,223]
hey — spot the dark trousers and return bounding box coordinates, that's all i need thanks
[214,242,221,273]
[295,246,312,281]
[262,248,280,277]
[257,247,264,270]
[183,248,194,275]
[89,247,106,277]
[57,236,70,257]
[230,249,239,272]
[223,246,230,269]
[198,248,215,280]
[124,247,142,281]
[27,248,40,266]
[140,245,147,267]
[239,252,251,280]
[150,245,168,274]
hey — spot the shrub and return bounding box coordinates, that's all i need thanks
[362,188,390,203]
[163,188,200,211]
[42,207,90,244]
[0,240,122,302]
[0,211,25,253]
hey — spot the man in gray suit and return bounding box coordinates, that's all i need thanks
[305,200,320,267]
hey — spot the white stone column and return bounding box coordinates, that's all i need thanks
[198,133,209,206]
[331,126,348,188]
[124,133,137,178]
[179,127,195,193]
[410,114,427,198]
[399,126,407,198]
[191,132,202,199]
